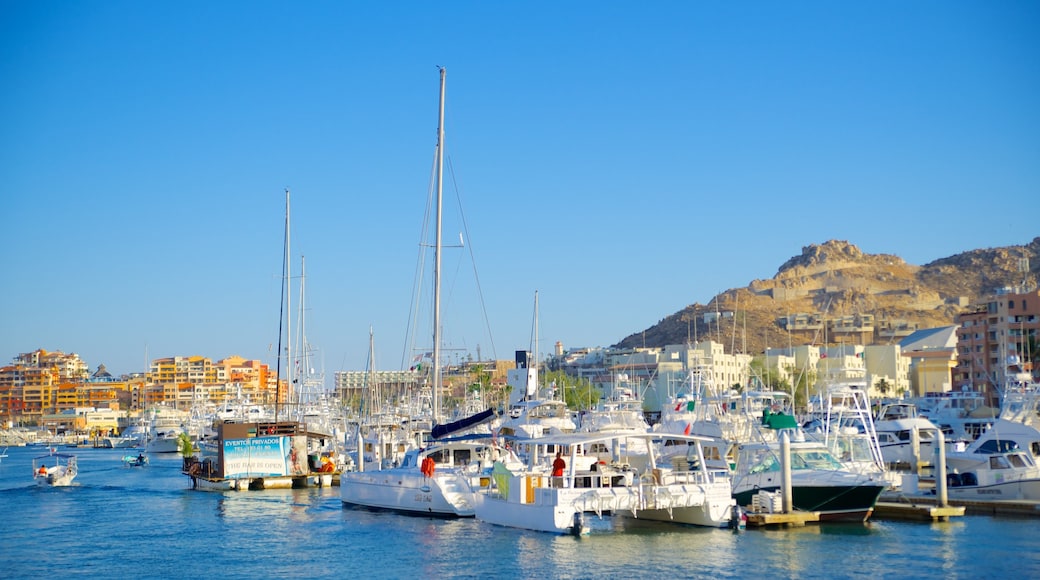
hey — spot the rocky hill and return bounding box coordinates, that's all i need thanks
[616,238,1040,354]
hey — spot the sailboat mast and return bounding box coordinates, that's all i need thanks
[286,189,292,412]
[275,188,291,423]
[298,255,307,409]
[432,66,446,425]
[534,290,539,397]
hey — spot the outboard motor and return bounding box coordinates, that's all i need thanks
[570,512,585,536]
[728,504,747,531]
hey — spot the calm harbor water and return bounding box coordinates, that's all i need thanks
[1,445,1037,579]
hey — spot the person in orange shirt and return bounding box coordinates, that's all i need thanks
[37,464,47,477]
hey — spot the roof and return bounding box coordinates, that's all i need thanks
[511,431,711,447]
[900,325,958,352]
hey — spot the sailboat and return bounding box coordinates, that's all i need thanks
[183,190,315,492]
[340,67,516,516]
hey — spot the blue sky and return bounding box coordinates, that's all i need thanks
[2,1,1038,379]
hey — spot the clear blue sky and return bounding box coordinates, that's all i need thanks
[2,2,1038,379]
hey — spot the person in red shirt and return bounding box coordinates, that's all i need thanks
[552,451,566,477]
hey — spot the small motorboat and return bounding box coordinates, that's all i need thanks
[33,452,78,486]
[123,453,149,467]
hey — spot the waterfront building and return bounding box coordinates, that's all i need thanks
[954,287,1040,403]
[899,326,958,397]
[0,350,282,425]
[863,344,911,399]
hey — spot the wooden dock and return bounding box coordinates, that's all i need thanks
[882,494,1040,518]
[745,510,821,527]
[873,501,965,522]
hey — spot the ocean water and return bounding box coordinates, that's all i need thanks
[1,446,1038,580]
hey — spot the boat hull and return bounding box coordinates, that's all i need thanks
[340,469,474,517]
[733,481,885,521]
[36,470,76,487]
[474,487,588,535]
[945,478,1040,501]
[145,436,181,454]
[626,484,735,528]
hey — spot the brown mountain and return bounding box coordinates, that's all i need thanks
[616,238,1040,354]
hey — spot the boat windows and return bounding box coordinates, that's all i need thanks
[989,455,1012,470]
[748,454,780,474]
[1008,453,1031,468]
[974,440,1019,454]
[792,449,844,470]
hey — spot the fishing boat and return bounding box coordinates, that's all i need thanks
[944,449,1040,501]
[731,421,888,522]
[872,401,943,469]
[33,451,78,486]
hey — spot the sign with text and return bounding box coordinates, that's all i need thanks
[223,436,288,478]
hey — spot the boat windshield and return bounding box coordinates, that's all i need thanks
[1008,453,1032,468]
[747,447,844,473]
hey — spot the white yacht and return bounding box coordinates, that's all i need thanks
[472,432,735,535]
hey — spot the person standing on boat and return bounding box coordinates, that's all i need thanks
[552,451,566,487]
[38,464,47,477]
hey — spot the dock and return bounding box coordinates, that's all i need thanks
[745,510,821,527]
[878,492,1040,518]
[873,500,965,522]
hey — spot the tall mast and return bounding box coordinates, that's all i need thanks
[534,290,539,396]
[298,255,308,408]
[285,189,292,412]
[275,188,291,422]
[432,66,446,425]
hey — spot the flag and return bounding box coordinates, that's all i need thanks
[683,423,691,435]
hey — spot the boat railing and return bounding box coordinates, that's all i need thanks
[652,467,730,486]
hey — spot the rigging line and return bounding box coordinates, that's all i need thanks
[401,145,440,371]
[446,154,498,361]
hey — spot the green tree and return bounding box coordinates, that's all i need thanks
[748,357,791,394]
[784,364,817,412]
[875,378,892,398]
[177,432,194,457]
[540,370,601,412]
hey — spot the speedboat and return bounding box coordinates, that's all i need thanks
[122,453,149,467]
